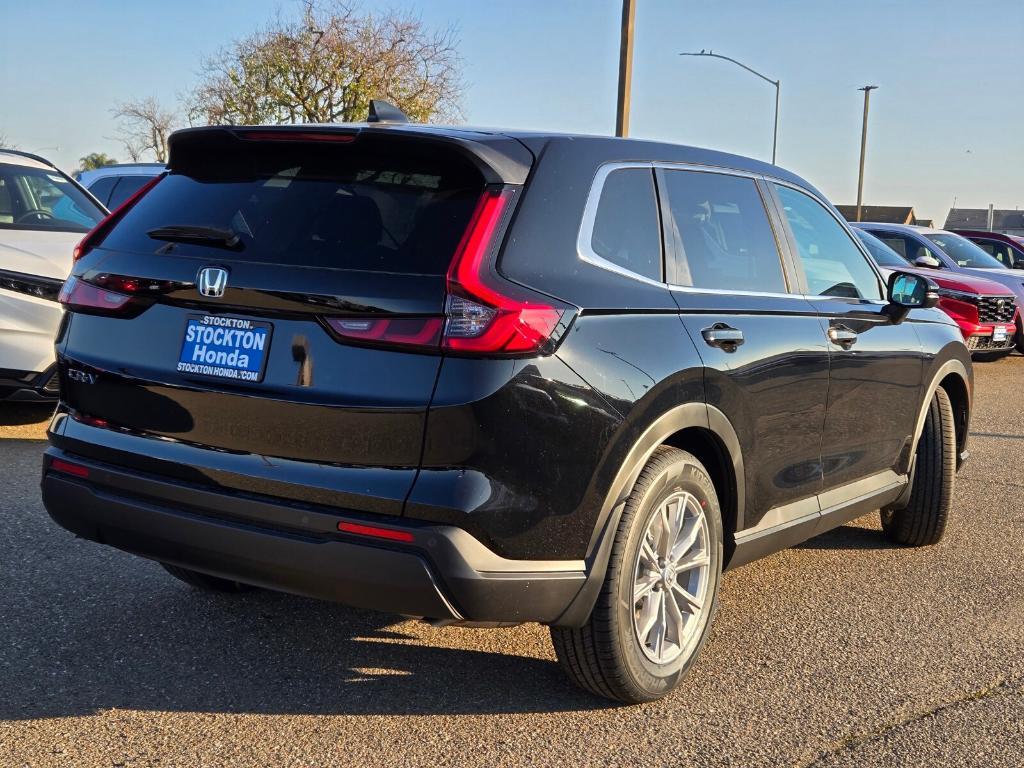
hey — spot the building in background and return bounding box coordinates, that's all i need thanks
[944,208,1024,237]
[835,205,926,225]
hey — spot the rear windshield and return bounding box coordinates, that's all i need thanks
[99,140,484,275]
[0,163,105,232]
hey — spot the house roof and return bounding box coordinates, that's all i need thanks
[836,205,916,224]
[944,208,1024,230]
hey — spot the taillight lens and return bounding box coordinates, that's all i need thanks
[323,316,443,350]
[443,188,567,355]
[73,173,165,261]
[58,276,134,314]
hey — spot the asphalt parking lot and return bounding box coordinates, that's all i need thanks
[2,357,1022,768]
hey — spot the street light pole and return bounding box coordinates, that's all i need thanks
[679,51,780,164]
[615,0,637,137]
[855,85,878,223]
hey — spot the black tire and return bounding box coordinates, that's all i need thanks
[160,563,255,593]
[881,387,955,546]
[550,446,723,704]
[1016,318,1024,355]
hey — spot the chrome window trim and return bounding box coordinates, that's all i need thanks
[576,160,805,300]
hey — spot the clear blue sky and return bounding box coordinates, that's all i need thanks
[2,0,1021,222]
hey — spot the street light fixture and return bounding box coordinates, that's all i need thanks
[679,50,780,164]
[855,85,878,223]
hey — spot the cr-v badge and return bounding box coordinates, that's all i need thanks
[197,267,229,298]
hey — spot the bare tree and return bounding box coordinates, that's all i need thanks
[112,98,177,162]
[188,0,462,126]
[0,131,15,149]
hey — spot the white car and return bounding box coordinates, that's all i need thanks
[0,150,106,401]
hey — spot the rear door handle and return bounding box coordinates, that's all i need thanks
[701,324,744,350]
[828,326,858,348]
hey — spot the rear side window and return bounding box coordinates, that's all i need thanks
[774,185,883,300]
[99,140,484,275]
[590,168,662,282]
[661,170,786,293]
[86,176,118,207]
[108,175,158,210]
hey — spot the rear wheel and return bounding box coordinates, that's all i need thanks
[881,387,955,546]
[160,563,255,593]
[551,446,723,703]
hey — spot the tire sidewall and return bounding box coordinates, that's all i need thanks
[614,455,723,697]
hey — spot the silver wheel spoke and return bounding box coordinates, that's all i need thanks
[674,550,711,572]
[670,515,702,563]
[631,490,713,666]
[636,589,661,642]
[671,581,704,614]
[664,584,687,649]
[633,571,659,602]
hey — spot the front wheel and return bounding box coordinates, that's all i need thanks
[551,446,723,703]
[881,387,956,546]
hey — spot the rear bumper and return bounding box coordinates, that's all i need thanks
[40,448,586,625]
[0,366,59,401]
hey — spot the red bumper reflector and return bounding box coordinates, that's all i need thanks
[50,458,89,478]
[337,521,415,543]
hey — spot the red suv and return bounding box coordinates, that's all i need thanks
[856,228,1018,359]
[952,230,1024,270]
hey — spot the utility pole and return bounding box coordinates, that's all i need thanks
[855,85,878,223]
[615,0,636,137]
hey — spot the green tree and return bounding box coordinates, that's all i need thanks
[79,152,118,171]
[188,0,462,126]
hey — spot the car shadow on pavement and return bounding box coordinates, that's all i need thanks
[0,403,53,427]
[1,561,615,720]
[795,522,901,551]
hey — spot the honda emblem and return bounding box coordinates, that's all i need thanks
[197,267,229,298]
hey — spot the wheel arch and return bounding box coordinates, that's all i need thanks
[915,355,972,469]
[554,401,745,627]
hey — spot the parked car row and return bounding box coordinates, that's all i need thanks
[853,227,1020,358]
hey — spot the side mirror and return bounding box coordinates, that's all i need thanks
[914,254,941,268]
[885,271,938,323]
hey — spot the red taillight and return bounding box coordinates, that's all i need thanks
[50,458,89,479]
[443,189,565,355]
[58,277,134,314]
[337,521,415,543]
[74,173,165,261]
[323,316,443,350]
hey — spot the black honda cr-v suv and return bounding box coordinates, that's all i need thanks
[43,102,972,703]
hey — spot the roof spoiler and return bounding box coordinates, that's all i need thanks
[367,100,410,124]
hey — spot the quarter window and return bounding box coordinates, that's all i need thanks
[590,168,663,282]
[661,170,786,293]
[774,185,882,300]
